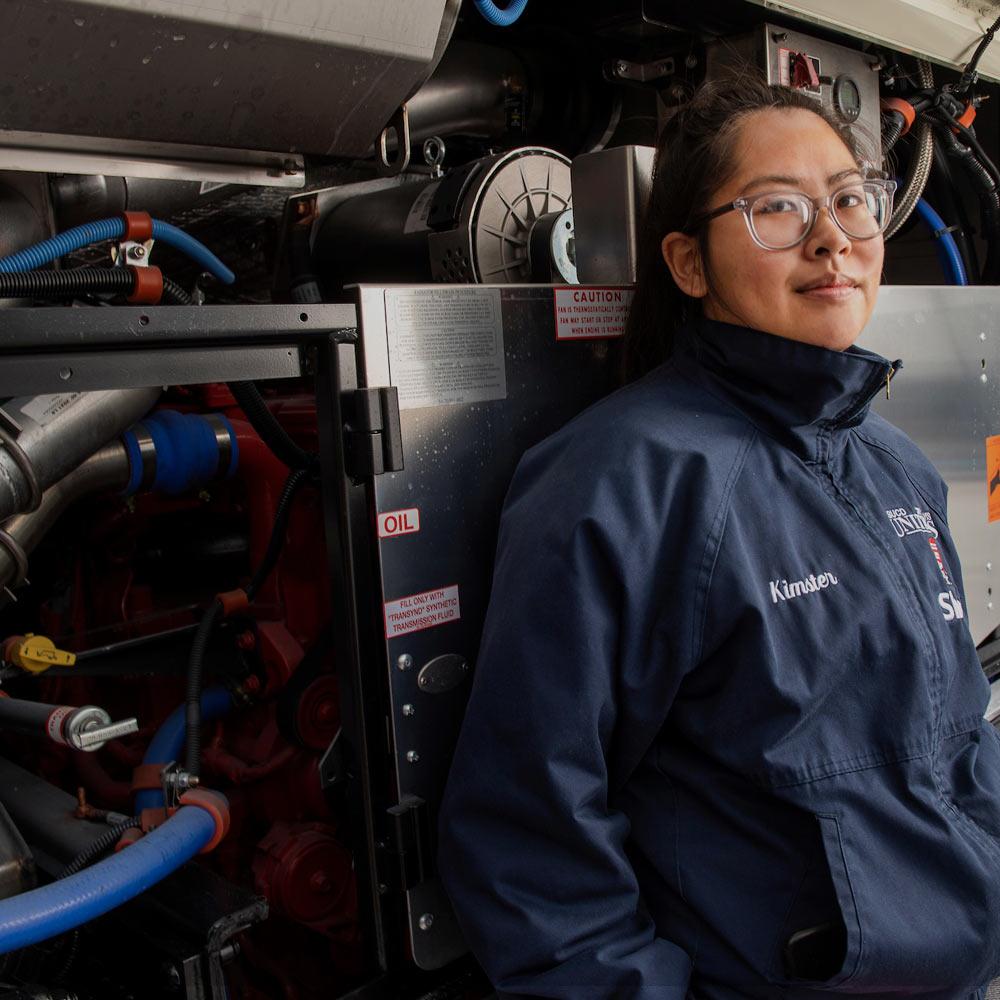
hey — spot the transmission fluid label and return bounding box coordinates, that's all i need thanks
[554,287,633,340]
[384,584,460,638]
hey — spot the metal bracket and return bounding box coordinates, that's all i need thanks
[384,795,432,892]
[611,56,675,83]
[343,387,403,477]
[377,105,412,177]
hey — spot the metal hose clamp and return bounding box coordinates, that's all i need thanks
[0,423,41,513]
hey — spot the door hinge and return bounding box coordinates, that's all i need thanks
[343,387,403,477]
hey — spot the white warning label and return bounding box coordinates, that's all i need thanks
[554,287,633,341]
[384,583,460,638]
[384,288,506,410]
[20,393,82,426]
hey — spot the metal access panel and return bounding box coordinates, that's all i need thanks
[0,0,457,163]
[707,23,883,161]
[860,286,1000,646]
[353,285,625,970]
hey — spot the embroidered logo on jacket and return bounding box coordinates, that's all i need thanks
[927,536,966,622]
[769,572,839,604]
[885,505,938,539]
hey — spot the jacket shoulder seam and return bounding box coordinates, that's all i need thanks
[692,425,758,665]
[852,428,946,523]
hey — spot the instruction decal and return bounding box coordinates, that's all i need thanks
[988,435,1000,523]
[378,507,421,539]
[384,584,460,639]
[384,288,506,410]
[20,393,82,426]
[554,287,633,341]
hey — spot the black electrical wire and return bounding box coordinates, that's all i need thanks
[184,598,224,777]
[959,14,1000,94]
[927,113,1000,282]
[929,134,981,282]
[226,381,316,471]
[58,819,141,879]
[184,467,311,776]
[0,268,134,299]
[0,267,192,306]
[161,277,192,305]
[246,467,309,602]
[48,817,141,983]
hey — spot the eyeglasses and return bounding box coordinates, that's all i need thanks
[688,178,898,251]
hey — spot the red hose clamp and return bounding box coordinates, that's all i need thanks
[179,788,231,853]
[139,805,174,832]
[216,589,250,618]
[131,762,165,794]
[127,265,164,304]
[115,827,143,852]
[955,101,977,133]
[121,211,154,243]
[880,98,916,136]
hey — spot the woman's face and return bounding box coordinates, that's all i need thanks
[662,107,884,351]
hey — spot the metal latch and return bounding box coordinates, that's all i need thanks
[383,795,432,892]
[343,387,403,477]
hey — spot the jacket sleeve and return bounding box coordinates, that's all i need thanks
[436,446,695,999]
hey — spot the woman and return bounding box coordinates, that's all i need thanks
[437,75,1000,1000]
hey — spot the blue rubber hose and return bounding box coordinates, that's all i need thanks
[150,221,235,284]
[135,686,232,813]
[0,218,235,285]
[915,197,968,285]
[0,805,216,954]
[473,0,529,27]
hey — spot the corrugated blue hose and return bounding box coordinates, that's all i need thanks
[0,218,235,285]
[0,805,216,954]
[473,0,529,26]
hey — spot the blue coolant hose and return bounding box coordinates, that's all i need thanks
[0,805,216,954]
[135,686,233,813]
[473,0,529,26]
[915,197,968,286]
[0,218,235,284]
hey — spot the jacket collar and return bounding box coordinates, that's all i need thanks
[672,314,901,463]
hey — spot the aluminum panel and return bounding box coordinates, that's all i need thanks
[356,285,622,970]
[860,285,1000,645]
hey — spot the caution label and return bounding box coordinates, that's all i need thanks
[554,287,634,341]
[988,435,1000,523]
[384,584,460,638]
[378,507,420,539]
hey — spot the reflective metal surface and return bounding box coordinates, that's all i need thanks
[860,286,1000,644]
[356,285,622,970]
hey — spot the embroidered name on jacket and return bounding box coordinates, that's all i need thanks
[769,572,839,604]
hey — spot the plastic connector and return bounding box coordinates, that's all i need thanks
[4,634,76,674]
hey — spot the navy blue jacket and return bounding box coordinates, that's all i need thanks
[437,316,1000,1000]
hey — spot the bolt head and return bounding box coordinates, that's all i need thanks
[402,703,415,717]
[406,750,420,764]
[397,653,413,671]
[418,913,434,931]
[128,244,146,259]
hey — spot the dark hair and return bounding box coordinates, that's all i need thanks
[621,71,875,384]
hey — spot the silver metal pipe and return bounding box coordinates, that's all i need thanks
[0,442,131,592]
[0,388,158,521]
[886,60,934,239]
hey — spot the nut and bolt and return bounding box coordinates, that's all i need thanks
[397,653,413,671]
[418,913,435,931]
[128,244,146,260]
[616,60,629,75]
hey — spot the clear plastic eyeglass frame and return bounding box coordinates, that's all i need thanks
[688,178,898,251]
